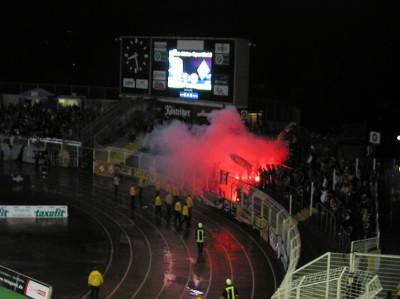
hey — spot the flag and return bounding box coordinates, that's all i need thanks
[220,170,229,185]
[229,153,252,174]
[276,121,296,142]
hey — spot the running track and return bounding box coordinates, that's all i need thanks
[0,161,284,299]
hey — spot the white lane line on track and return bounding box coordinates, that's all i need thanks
[195,210,258,299]
[136,206,193,299]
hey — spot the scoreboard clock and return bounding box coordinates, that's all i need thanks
[122,37,150,75]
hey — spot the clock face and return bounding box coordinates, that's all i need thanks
[122,37,150,75]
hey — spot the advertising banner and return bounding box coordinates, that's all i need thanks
[0,265,52,299]
[94,160,114,177]
[118,164,150,180]
[0,206,68,218]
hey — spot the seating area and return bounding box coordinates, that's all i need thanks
[0,102,99,140]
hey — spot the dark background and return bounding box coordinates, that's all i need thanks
[1,1,399,135]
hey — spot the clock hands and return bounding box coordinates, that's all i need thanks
[126,52,140,73]
[126,52,138,61]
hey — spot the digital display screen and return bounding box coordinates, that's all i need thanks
[179,90,199,99]
[168,49,212,91]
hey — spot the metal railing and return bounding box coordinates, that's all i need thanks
[271,252,385,299]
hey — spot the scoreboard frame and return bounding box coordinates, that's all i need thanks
[119,36,249,107]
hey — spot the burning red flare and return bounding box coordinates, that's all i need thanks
[144,106,289,191]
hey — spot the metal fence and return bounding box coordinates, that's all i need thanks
[271,252,384,299]
[264,178,371,255]
[271,250,399,298]
[352,252,400,298]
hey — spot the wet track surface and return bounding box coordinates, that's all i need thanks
[0,161,285,299]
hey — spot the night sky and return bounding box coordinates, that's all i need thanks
[1,1,399,135]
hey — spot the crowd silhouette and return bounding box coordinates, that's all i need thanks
[260,131,377,243]
[0,102,98,140]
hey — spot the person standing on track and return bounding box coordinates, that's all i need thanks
[185,194,193,227]
[88,266,104,299]
[174,197,182,226]
[180,201,190,229]
[223,278,239,299]
[195,222,206,255]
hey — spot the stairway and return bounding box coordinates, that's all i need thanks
[123,133,146,152]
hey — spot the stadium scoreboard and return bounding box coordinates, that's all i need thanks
[119,36,249,107]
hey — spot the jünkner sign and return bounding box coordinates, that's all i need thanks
[0,206,68,218]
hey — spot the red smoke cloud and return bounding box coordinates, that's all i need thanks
[144,106,289,193]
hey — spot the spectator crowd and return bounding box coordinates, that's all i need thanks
[259,132,377,243]
[0,102,98,140]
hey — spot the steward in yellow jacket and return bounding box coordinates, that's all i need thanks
[88,266,104,299]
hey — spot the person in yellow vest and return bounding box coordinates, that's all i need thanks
[396,282,400,299]
[174,197,182,226]
[165,191,173,223]
[129,183,137,219]
[186,194,193,227]
[196,222,206,255]
[223,278,239,299]
[88,266,104,299]
[180,201,190,229]
[155,190,163,224]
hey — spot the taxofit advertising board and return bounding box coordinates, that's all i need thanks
[0,206,68,218]
[120,36,249,107]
